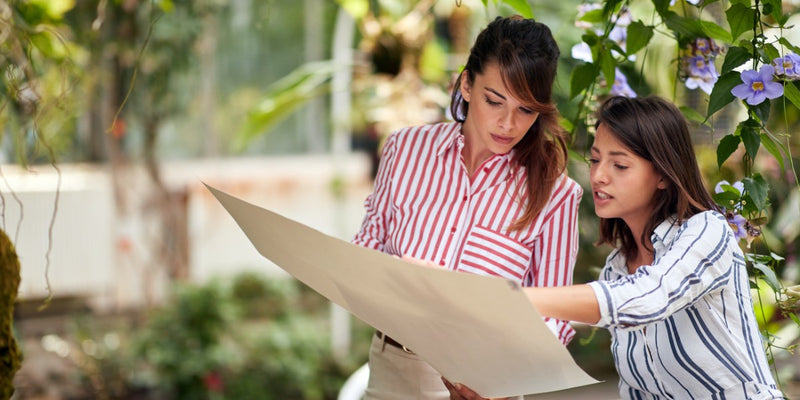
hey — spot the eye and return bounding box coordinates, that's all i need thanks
[484,96,501,106]
[519,107,535,115]
[614,164,629,170]
[587,158,598,165]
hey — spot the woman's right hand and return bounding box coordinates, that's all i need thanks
[441,378,510,400]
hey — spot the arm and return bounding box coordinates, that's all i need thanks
[524,284,600,324]
[351,133,397,250]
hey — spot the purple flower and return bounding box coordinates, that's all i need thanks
[731,65,784,105]
[684,55,719,94]
[610,69,637,98]
[773,52,800,80]
[571,42,593,63]
[727,213,748,240]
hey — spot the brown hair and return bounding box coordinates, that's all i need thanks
[449,15,568,230]
[594,96,719,260]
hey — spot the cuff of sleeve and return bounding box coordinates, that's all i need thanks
[588,281,614,328]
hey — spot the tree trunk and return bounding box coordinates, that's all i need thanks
[0,229,22,400]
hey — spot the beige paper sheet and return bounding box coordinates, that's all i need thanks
[207,184,600,397]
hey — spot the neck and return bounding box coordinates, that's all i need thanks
[461,134,492,178]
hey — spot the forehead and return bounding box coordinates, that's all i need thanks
[473,63,531,104]
[474,63,506,88]
[591,124,634,156]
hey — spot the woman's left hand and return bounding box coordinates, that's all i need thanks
[441,378,510,400]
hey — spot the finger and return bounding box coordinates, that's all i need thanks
[441,378,463,400]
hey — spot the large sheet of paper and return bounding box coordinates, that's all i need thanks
[207,184,599,397]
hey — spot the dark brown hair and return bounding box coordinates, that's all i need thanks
[450,15,568,230]
[594,96,719,260]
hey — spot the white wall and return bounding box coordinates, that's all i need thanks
[5,154,374,310]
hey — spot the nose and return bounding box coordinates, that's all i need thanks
[498,108,515,131]
[590,161,608,186]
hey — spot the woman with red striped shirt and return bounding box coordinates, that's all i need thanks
[352,15,582,400]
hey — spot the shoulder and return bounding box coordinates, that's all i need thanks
[663,210,737,254]
[389,122,459,148]
[541,174,584,211]
[676,210,730,238]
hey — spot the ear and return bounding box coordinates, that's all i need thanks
[657,177,667,190]
[459,71,472,102]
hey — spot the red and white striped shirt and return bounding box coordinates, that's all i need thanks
[353,121,582,344]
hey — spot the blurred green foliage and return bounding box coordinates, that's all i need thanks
[42,272,371,400]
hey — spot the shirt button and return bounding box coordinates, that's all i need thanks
[450,227,456,234]
[439,260,446,266]
[462,195,467,201]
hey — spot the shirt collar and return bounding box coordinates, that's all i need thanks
[434,122,462,156]
[607,216,679,275]
[651,216,679,246]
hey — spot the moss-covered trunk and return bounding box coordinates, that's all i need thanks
[0,229,21,400]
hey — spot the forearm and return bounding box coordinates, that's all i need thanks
[523,284,601,325]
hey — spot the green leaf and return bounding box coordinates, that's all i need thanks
[717,134,741,167]
[760,133,785,171]
[782,81,800,110]
[662,11,704,38]
[501,0,534,18]
[680,106,710,127]
[29,0,75,19]
[778,38,800,55]
[740,124,761,160]
[708,71,741,118]
[751,263,782,292]
[336,0,369,19]
[721,46,752,74]
[626,21,654,55]
[752,100,771,124]
[713,191,741,208]
[235,61,340,151]
[598,49,616,89]
[726,3,756,42]
[762,43,781,63]
[579,9,605,23]
[602,0,624,19]
[570,62,600,99]
[743,174,769,212]
[762,0,787,24]
[700,21,732,43]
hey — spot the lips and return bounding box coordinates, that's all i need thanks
[490,134,514,145]
[594,191,612,200]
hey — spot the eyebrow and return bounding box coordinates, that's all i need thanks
[590,147,632,158]
[484,87,507,100]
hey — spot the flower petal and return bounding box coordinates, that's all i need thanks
[758,64,776,80]
[740,69,760,83]
[731,83,752,99]
[747,91,766,105]
[763,81,784,99]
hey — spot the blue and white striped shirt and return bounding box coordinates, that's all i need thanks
[589,211,785,399]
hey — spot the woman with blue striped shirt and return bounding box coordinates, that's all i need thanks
[446,96,785,399]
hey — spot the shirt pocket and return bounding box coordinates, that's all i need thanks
[456,225,532,282]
